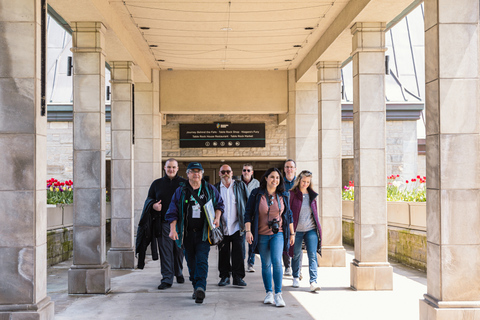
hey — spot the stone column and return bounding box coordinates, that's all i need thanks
[134,70,161,227]
[68,22,110,294]
[350,22,393,290]
[420,1,480,318]
[107,62,135,269]
[316,62,346,267]
[0,0,55,318]
[286,70,319,182]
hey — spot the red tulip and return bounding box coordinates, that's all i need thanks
[406,180,409,184]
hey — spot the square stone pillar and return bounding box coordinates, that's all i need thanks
[316,62,346,267]
[0,0,55,318]
[350,22,393,291]
[420,1,480,318]
[68,22,111,294]
[286,70,319,182]
[134,70,161,227]
[107,62,136,269]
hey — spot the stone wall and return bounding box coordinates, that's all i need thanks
[342,220,426,271]
[47,121,111,181]
[162,114,286,158]
[162,114,287,158]
[341,120,418,180]
[45,117,421,182]
[47,221,111,266]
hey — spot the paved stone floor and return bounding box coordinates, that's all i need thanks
[47,245,426,319]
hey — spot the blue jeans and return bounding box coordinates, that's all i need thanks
[292,229,318,283]
[183,229,211,291]
[257,233,284,294]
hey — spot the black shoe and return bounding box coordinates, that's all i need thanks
[157,282,172,290]
[195,287,205,304]
[177,276,185,284]
[233,278,247,287]
[218,277,230,286]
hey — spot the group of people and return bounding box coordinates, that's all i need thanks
[136,158,322,307]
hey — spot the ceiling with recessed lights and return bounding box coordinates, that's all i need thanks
[113,0,349,70]
[49,0,420,79]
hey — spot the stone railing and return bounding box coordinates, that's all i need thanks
[341,200,426,231]
[47,203,111,230]
[342,200,427,271]
[47,203,112,266]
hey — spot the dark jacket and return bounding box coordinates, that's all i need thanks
[147,174,186,236]
[214,180,249,235]
[135,197,159,269]
[288,188,322,257]
[165,179,225,248]
[244,187,293,256]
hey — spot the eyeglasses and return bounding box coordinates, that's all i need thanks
[242,169,252,172]
[220,170,231,174]
[285,166,295,169]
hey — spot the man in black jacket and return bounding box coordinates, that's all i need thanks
[148,158,186,289]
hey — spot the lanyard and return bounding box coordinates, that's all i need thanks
[190,184,202,204]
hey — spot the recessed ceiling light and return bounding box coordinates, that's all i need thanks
[139,27,150,30]
[304,27,314,30]
[221,60,229,62]
[221,27,232,31]
[156,59,165,62]
[274,68,278,70]
[285,59,292,62]
[149,45,158,48]
[293,45,302,48]
[167,68,173,71]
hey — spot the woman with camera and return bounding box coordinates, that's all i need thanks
[245,167,294,307]
[288,170,322,292]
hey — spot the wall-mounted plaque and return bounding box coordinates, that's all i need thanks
[180,123,265,148]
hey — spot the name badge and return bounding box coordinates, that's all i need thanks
[192,203,201,218]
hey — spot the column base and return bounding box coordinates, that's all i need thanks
[107,248,136,269]
[0,297,55,320]
[350,260,393,290]
[420,294,480,320]
[68,262,111,294]
[318,246,346,267]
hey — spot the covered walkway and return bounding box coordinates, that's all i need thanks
[48,246,426,319]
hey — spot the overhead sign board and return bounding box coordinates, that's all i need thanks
[180,123,265,148]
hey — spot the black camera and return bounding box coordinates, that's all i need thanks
[268,219,280,234]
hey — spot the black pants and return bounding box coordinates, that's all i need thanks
[218,230,245,279]
[157,220,184,284]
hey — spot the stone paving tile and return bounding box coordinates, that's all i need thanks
[48,245,426,320]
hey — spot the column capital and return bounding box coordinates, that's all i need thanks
[110,61,135,83]
[350,22,387,55]
[316,61,342,83]
[71,21,106,54]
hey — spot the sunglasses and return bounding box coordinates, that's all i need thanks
[242,169,252,172]
[300,170,312,176]
[220,170,231,174]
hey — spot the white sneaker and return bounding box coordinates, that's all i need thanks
[310,281,321,292]
[274,293,286,307]
[292,277,300,288]
[247,264,255,272]
[284,267,292,276]
[264,292,274,304]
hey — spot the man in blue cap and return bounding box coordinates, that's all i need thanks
[166,162,224,304]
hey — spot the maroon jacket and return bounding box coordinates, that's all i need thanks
[288,188,322,257]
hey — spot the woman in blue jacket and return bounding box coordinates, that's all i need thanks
[245,167,294,307]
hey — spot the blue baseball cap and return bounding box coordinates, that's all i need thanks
[187,162,203,170]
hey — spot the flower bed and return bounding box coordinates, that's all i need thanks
[342,175,426,202]
[47,178,73,205]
